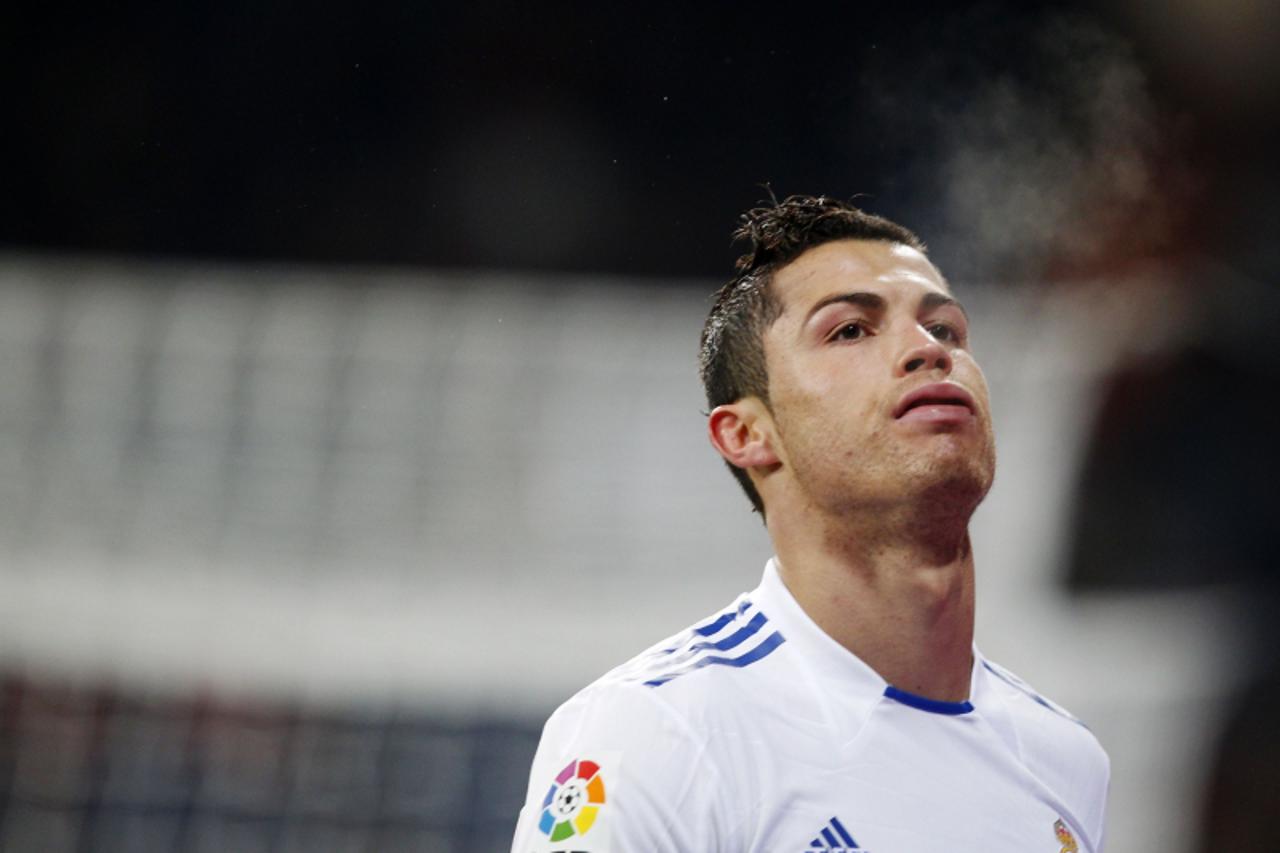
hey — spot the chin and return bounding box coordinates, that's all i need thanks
[910,443,996,513]
[924,468,992,510]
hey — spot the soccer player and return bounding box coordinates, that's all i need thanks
[510,196,1109,853]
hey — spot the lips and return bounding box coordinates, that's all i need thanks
[893,382,977,419]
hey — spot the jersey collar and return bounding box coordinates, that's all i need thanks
[754,558,987,717]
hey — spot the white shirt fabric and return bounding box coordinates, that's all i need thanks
[511,559,1109,853]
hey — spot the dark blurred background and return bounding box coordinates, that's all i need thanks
[8,0,1277,281]
[3,1,1279,851]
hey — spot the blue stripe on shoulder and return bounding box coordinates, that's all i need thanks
[689,611,768,653]
[647,611,768,673]
[644,630,786,687]
[982,660,1088,728]
[692,598,752,637]
[657,598,752,654]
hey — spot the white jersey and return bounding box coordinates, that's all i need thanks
[511,559,1109,853]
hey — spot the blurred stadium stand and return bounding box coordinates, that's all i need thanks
[0,678,535,851]
[0,254,1250,852]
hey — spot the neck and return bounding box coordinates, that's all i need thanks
[767,501,976,702]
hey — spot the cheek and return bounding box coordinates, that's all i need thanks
[775,348,866,400]
[956,354,992,406]
[775,373,854,427]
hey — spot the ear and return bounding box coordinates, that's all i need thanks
[707,398,780,471]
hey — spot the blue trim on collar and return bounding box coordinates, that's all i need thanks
[883,685,974,715]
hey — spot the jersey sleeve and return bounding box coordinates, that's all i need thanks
[510,682,730,853]
[1083,741,1110,852]
[1041,719,1110,851]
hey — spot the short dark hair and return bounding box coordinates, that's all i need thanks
[698,194,926,515]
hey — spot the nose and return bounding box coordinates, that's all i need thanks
[897,327,952,376]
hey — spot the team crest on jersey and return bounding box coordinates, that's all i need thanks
[536,759,608,849]
[1054,818,1078,853]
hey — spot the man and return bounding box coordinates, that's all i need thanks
[510,195,1109,852]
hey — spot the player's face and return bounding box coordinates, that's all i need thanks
[760,239,996,515]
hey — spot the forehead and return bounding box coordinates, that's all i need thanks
[769,239,949,316]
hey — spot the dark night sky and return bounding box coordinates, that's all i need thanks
[5,1,1279,281]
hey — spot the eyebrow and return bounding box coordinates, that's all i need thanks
[803,291,886,326]
[802,290,969,326]
[921,291,969,320]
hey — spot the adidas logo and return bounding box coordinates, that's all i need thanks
[805,815,863,851]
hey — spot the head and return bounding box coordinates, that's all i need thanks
[698,195,995,522]
[700,195,930,515]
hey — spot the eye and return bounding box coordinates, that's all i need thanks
[830,321,869,342]
[926,322,963,344]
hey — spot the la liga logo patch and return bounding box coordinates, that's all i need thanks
[538,759,607,843]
